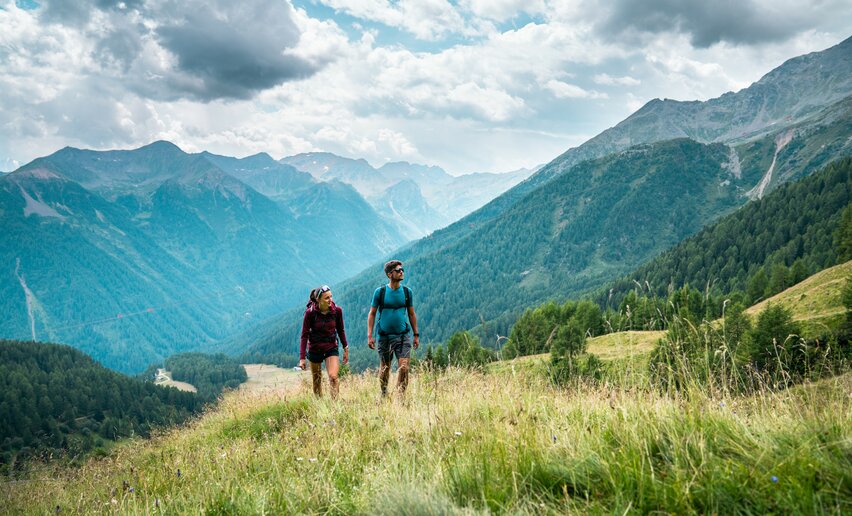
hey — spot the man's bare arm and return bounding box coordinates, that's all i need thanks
[367,306,378,349]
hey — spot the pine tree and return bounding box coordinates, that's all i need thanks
[743,304,801,376]
[834,204,852,262]
[746,268,769,304]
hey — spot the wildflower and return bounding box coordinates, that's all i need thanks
[719,402,726,408]
[771,476,779,483]
[176,469,181,478]
[129,487,134,493]
[296,457,304,462]
[454,431,462,437]
[309,458,318,463]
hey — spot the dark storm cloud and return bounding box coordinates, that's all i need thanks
[154,1,317,100]
[34,0,320,101]
[598,0,807,47]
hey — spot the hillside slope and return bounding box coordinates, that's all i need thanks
[495,259,852,371]
[746,260,852,336]
[601,156,851,311]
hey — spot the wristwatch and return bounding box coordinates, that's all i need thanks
[414,333,420,337]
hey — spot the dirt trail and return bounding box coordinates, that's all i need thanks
[240,364,305,393]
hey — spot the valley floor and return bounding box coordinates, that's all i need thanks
[3,363,850,514]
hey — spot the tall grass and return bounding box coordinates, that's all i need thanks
[3,363,850,514]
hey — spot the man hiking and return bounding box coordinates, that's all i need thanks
[367,260,419,397]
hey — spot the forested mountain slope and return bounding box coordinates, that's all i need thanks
[600,157,851,308]
[0,142,405,373]
[235,104,851,368]
[0,340,202,469]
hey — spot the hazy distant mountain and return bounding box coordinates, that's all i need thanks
[437,167,538,222]
[200,151,315,201]
[0,142,406,373]
[377,161,454,187]
[281,152,388,197]
[281,152,535,237]
[371,179,451,238]
[289,180,406,257]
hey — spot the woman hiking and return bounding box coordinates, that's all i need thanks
[300,285,349,399]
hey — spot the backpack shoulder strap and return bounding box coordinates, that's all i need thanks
[403,286,411,308]
[377,285,387,314]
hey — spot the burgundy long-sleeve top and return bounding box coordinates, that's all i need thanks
[300,302,349,359]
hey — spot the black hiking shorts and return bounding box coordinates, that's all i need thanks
[378,333,412,363]
[307,346,339,363]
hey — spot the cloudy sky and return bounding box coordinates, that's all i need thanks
[1,1,850,175]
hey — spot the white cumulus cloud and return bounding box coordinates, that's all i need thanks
[545,80,608,99]
[594,73,641,86]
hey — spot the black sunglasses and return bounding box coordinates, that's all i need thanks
[393,268,404,273]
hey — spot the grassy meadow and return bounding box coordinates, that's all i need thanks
[4,265,851,514]
[3,358,850,514]
[746,260,852,338]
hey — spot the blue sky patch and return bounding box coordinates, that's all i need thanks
[15,0,40,10]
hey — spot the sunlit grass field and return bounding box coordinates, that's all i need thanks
[746,260,852,337]
[4,361,850,514]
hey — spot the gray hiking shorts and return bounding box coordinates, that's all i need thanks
[378,333,412,363]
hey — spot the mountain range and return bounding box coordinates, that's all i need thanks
[281,152,536,238]
[0,143,405,373]
[234,36,852,364]
[2,36,850,374]
[0,139,535,372]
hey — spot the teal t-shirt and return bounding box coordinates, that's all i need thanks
[371,285,413,335]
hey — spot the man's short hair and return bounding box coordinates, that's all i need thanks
[384,260,403,276]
